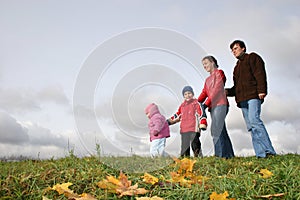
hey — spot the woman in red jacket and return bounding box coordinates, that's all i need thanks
[198,56,234,158]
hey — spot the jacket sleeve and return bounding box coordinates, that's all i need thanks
[208,70,227,106]
[225,85,235,97]
[197,86,208,104]
[167,104,182,125]
[195,102,203,120]
[249,53,267,94]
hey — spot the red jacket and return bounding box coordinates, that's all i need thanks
[171,99,203,133]
[198,69,229,110]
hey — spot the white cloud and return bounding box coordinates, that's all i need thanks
[0,88,41,113]
[36,85,69,105]
[0,85,69,114]
[268,121,300,154]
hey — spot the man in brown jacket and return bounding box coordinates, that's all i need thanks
[226,40,276,158]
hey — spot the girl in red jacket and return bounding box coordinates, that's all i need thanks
[198,55,234,158]
[168,86,207,157]
[145,103,170,157]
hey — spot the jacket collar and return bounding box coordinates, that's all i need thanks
[237,52,246,60]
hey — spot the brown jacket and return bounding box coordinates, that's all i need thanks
[226,52,267,107]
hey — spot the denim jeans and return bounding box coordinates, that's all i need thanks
[150,137,167,157]
[210,105,234,158]
[240,99,276,157]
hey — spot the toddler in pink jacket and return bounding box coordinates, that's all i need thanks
[145,103,170,157]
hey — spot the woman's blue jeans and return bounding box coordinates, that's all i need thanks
[210,105,234,158]
[240,99,276,157]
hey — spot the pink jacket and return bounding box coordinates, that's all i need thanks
[145,103,170,142]
[198,69,229,110]
[171,99,203,133]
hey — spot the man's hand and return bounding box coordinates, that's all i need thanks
[258,93,266,100]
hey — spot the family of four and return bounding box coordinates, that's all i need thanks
[144,40,276,159]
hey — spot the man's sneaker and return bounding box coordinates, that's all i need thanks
[200,118,207,131]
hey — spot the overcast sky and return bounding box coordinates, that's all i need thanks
[1,0,299,160]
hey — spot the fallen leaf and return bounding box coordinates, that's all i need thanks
[117,183,149,197]
[136,196,164,200]
[169,172,193,188]
[97,171,149,197]
[49,182,96,199]
[69,193,98,200]
[254,193,285,199]
[259,169,273,178]
[142,173,159,185]
[174,157,196,174]
[51,182,79,198]
[209,191,236,200]
[42,196,52,200]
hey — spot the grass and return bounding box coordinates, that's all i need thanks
[0,154,299,199]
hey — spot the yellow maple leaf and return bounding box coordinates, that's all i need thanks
[97,171,149,197]
[136,196,164,200]
[209,191,235,200]
[51,182,79,198]
[190,174,209,184]
[52,182,73,195]
[259,169,273,178]
[117,183,149,197]
[169,171,193,188]
[142,173,159,185]
[173,157,196,175]
[71,193,98,200]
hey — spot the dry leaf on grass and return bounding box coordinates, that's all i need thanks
[259,169,273,178]
[136,196,164,200]
[254,193,285,199]
[209,191,236,200]
[48,182,96,200]
[97,171,149,197]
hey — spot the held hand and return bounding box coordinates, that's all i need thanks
[167,117,180,125]
[258,93,266,100]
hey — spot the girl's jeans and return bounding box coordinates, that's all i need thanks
[210,105,234,158]
[150,137,167,157]
[240,99,276,157]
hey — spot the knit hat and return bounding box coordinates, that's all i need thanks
[182,86,194,96]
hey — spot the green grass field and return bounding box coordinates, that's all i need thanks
[1,154,299,199]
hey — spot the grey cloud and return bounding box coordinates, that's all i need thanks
[36,85,69,105]
[0,85,69,114]
[0,88,41,113]
[24,123,67,148]
[0,111,29,144]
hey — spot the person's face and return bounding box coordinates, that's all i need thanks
[183,91,194,101]
[146,112,151,118]
[231,44,245,58]
[202,59,214,73]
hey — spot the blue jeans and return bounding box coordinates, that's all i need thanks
[240,99,276,157]
[210,105,234,158]
[150,138,167,157]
